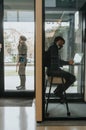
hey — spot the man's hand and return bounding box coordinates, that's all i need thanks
[69,60,74,65]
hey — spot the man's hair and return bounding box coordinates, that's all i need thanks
[54,36,65,44]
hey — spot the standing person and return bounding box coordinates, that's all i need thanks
[16,35,27,90]
[44,36,76,98]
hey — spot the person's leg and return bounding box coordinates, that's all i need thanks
[61,70,76,92]
[16,64,21,88]
[53,69,76,95]
[20,64,26,88]
[21,75,26,87]
[17,63,26,90]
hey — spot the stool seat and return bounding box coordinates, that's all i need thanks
[48,77,66,84]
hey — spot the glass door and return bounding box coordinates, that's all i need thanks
[0,0,35,96]
[43,0,86,119]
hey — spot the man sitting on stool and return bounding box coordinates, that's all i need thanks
[44,36,76,99]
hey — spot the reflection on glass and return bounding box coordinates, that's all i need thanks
[4,1,34,91]
[44,0,85,118]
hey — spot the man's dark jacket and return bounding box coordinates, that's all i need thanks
[44,43,69,71]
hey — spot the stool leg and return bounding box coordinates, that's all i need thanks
[46,77,53,115]
[64,92,70,116]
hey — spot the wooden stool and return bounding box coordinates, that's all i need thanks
[45,76,70,116]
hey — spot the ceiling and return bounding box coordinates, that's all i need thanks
[4,0,86,11]
[4,0,86,22]
[45,0,86,10]
[45,0,86,22]
[4,0,34,10]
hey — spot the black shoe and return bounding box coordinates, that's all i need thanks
[60,95,65,103]
[17,86,25,90]
[54,92,65,103]
[16,85,21,89]
[54,91,63,98]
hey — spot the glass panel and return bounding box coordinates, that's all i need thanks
[4,0,34,91]
[44,0,86,118]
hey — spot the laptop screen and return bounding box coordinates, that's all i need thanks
[73,53,83,63]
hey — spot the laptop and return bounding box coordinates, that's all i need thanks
[73,53,83,64]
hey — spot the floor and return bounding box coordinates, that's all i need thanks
[5,66,34,90]
[0,99,36,130]
[0,99,86,130]
[46,102,86,117]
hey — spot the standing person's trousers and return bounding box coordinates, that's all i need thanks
[18,63,26,87]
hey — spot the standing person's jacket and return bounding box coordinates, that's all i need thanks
[18,41,27,64]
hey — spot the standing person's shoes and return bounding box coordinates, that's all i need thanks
[16,85,21,89]
[17,86,25,90]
